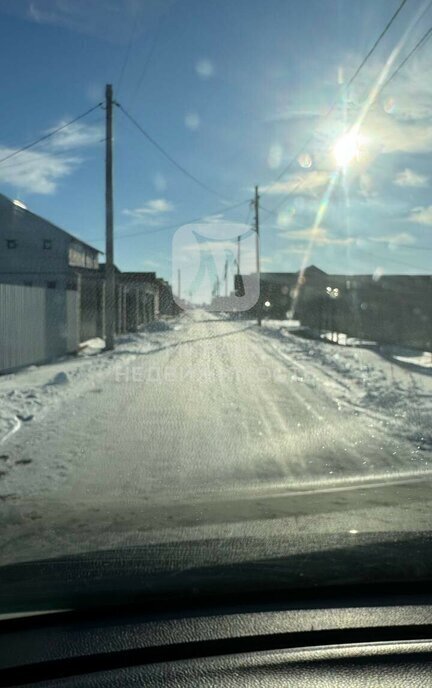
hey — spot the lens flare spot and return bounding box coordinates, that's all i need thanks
[195,59,214,79]
[384,97,395,114]
[184,112,200,130]
[298,152,312,168]
[277,207,296,227]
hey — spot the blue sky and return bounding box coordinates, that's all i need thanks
[0,0,431,290]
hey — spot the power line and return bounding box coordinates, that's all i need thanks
[267,179,305,215]
[0,116,106,171]
[346,0,409,90]
[118,102,235,203]
[0,103,103,168]
[243,201,253,226]
[261,0,411,207]
[267,12,432,218]
[127,2,176,109]
[86,198,250,243]
[267,15,432,218]
[403,244,432,251]
[381,24,432,89]
[116,14,140,97]
[354,245,430,272]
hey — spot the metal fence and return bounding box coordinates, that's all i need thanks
[0,283,79,373]
[298,286,432,352]
[79,275,105,342]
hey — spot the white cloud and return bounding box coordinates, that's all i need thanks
[0,147,81,194]
[200,214,222,223]
[142,259,159,269]
[358,173,376,199]
[183,240,241,253]
[393,168,428,188]
[341,47,432,156]
[369,232,415,246]
[195,58,214,79]
[279,226,354,246]
[364,108,432,155]
[408,205,432,225]
[276,208,296,228]
[122,198,174,224]
[0,119,103,194]
[47,120,103,150]
[4,0,168,44]
[262,170,330,197]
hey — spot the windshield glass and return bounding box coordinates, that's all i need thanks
[0,0,431,610]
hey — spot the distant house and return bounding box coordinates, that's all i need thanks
[120,272,179,317]
[0,193,101,289]
[241,265,431,350]
[238,266,329,318]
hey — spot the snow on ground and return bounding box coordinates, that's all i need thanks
[0,318,182,448]
[0,311,431,565]
[257,320,432,452]
[383,346,432,370]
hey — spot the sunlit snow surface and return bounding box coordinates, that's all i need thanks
[0,311,431,564]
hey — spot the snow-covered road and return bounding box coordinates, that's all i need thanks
[0,311,432,563]
[1,309,430,500]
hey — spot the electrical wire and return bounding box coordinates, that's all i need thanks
[261,0,412,206]
[86,198,250,243]
[118,103,236,203]
[243,201,253,226]
[116,14,140,97]
[403,244,432,251]
[0,103,103,167]
[0,116,105,171]
[265,15,432,218]
[381,24,432,89]
[345,0,409,90]
[353,245,430,272]
[127,3,175,109]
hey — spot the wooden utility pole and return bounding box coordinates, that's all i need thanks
[177,268,181,299]
[254,185,261,326]
[237,235,241,275]
[105,84,115,350]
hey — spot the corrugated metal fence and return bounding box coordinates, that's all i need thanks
[0,283,79,373]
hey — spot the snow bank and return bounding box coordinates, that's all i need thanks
[0,319,181,446]
[141,320,174,333]
[258,323,432,452]
[381,345,432,371]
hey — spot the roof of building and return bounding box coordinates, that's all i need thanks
[261,266,328,282]
[121,271,157,281]
[0,192,102,254]
[98,263,122,274]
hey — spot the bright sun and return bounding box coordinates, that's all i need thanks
[333,130,361,168]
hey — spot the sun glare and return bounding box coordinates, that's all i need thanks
[333,130,362,168]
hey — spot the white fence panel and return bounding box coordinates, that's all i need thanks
[0,284,79,373]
